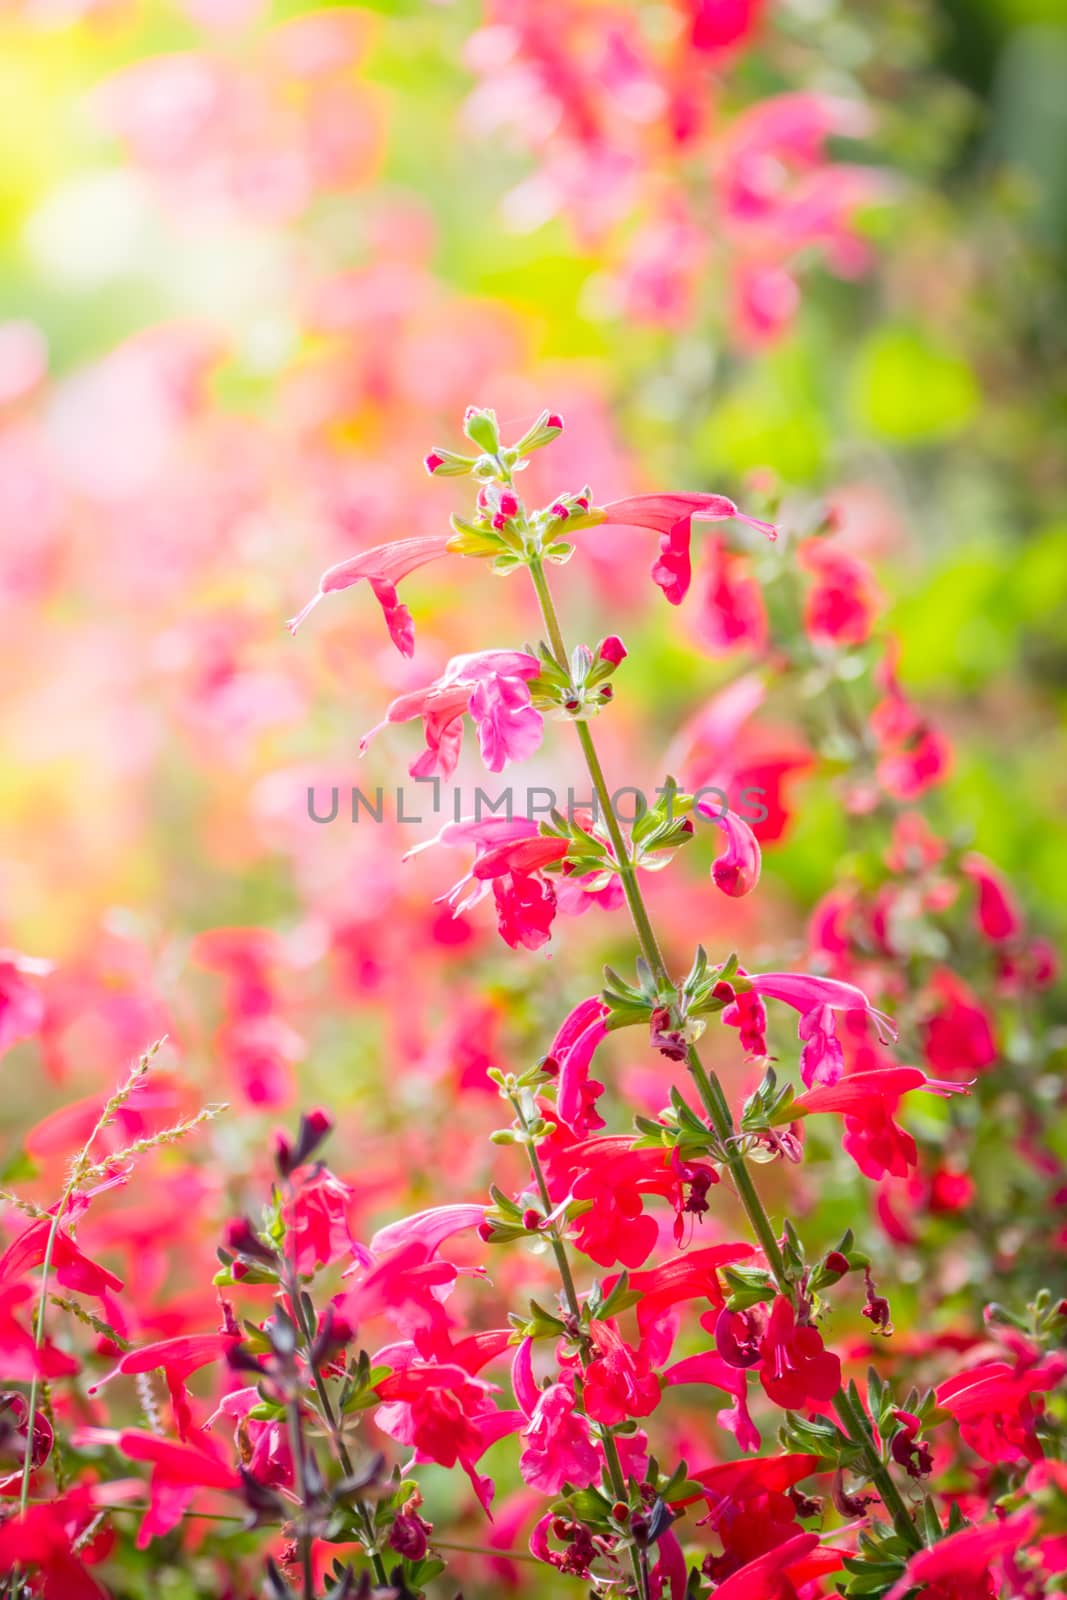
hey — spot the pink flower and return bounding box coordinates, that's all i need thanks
[961,854,1023,944]
[597,633,627,665]
[546,997,609,1138]
[345,1203,485,1337]
[794,1066,967,1181]
[0,1491,106,1600]
[408,816,570,951]
[721,973,769,1057]
[936,1358,1066,1466]
[596,493,777,605]
[373,1331,522,1511]
[360,651,543,778]
[207,1386,292,1488]
[581,1321,661,1425]
[798,540,880,647]
[731,261,801,347]
[696,539,768,654]
[746,971,896,1088]
[871,642,951,799]
[700,805,761,897]
[370,1202,487,1258]
[0,1284,78,1381]
[284,1165,367,1274]
[689,0,764,56]
[287,534,453,655]
[920,970,996,1081]
[90,1333,239,1441]
[757,1295,841,1410]
[0,1216,123,1299]
[78,1427,239,1547]
[884,1513,1036,1600]
[512,1340,599,1493]
[0,948,50,1056]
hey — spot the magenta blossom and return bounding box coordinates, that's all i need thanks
[698,804,761,897]
[595,493,776,605]
[360,650,543,779]
[744,971,896,1088]
[512,1339,599,1494]
[0,948,51,1057]
[794,1066,968,1180]
[962,853,1023,944]
[546,996,610,1138]
[287,534,452,655]
[373,1330,522,1512]
[407,815,615,951]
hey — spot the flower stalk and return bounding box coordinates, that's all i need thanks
[526,552,922,1556]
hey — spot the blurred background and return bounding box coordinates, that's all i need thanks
[0,0,1065,1587]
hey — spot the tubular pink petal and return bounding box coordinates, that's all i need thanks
[287,534,452,652]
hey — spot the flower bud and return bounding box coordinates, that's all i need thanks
[224,1217,277,1264]
[598,635,627,665]
[463,406,501,454]
[424,447,476,477]
[514,408,564,455]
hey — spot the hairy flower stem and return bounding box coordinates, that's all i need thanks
[833,1389,922,1552]
[527,555,923,1555]
[508,1091,649,1600]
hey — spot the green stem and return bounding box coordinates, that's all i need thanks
[530,555,787,1286]
[512,1093,583,1320]
[833,1389,922,1552]
[526,553,921,1551]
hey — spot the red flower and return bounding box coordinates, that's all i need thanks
[580,1322,661,1426]
[0,1216,123,1299]
[707,1531,844,1600]
[793,1066,966,1181]
[287,534,453,655]
[758,1296,841,1410]
[77,1427,240,1547]
[683,1453,823,1578]
[0,1491,106,1599]
[542,1135,678,1269]
[596,492,776,606]
[961,854,1023,944]
[921,971,997,1081]
[90,1332,240,1440]
[884,1513,1035,1600]
[936,1357,1066,1465]
[798,539,880,647]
